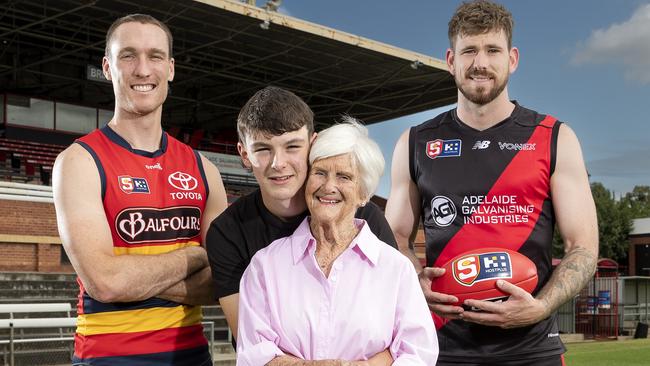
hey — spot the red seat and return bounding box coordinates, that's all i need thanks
[25,162,35,177]
[189,129,205,148]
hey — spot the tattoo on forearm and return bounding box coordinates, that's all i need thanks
[537,247,597,313]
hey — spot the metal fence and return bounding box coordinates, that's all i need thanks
[0,337,73,366]
[576,276,619,339]
[619,276,650,336]
[556,296,576,334]
[556,276,650,338]
[0,319,215,366]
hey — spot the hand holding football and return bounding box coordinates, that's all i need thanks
[430,248,538,306]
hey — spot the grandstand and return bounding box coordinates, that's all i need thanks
[2,2,649,364]
[0,0,454,364]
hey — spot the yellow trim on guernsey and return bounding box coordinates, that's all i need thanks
[76,305,202,336]
[113,241,201,255]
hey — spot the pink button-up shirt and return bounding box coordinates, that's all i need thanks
[237,218,438,365]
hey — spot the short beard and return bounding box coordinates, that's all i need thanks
[456,70,508,105]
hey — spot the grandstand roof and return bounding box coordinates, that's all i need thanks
[0,0,456,131]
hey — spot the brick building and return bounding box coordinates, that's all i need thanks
[0,194,73,273]
[629,218,650,276]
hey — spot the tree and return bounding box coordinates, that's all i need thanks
[621,185,650,218]
[592,182,631,263]
[552,182,632,264]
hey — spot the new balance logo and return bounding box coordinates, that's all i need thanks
[472,140,491,150]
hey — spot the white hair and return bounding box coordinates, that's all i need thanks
[309,116,385,200]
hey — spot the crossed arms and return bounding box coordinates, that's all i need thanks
[53,143,227,304]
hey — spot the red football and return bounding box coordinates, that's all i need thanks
[430,248,538,306]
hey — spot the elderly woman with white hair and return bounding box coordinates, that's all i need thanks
[236,118,437,366]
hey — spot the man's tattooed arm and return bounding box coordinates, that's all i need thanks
[536,246,597,315]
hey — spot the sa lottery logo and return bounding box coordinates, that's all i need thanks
[426,139,462,159]
[118,176,150,194]
[452,251,513,286]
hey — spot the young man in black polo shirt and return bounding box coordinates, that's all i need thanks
[205,87,396,352]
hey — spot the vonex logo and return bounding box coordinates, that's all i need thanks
[431,196,456,227]
[498,142,536,151]
[452,251,513,286]
[472,140,491,150]
[168,171,198,191]
[118,176,150,194]
[426,139,462,159]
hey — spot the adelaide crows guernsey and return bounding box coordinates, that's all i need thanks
[410,103,565,362]
[73,126,210,366]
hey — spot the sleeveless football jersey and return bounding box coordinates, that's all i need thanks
[73,126,210,365]
[410,103,565,362]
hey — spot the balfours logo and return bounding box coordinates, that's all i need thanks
[115,206,201,244]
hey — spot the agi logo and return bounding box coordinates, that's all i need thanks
[431,196,456,227]
[118,176,150,194]
[426,139,462,159]
[452,251,512,286]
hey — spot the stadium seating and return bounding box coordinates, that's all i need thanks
[0,138,65,185]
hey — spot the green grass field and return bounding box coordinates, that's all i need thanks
[564,338,650,366]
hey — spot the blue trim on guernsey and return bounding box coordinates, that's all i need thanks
[82,292,179,314]
[194,150,210,197]
[100,125,169,158]
[75,141,106,200]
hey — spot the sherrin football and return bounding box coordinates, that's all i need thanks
[430,248,538,306]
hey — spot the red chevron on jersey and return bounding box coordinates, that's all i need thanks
[431,115,556,330]
[434,115,557,267]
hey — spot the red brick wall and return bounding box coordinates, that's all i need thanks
[629,235,650,276]
[0,199,73,272]
[0,243,37,271]
[0,200,58,236]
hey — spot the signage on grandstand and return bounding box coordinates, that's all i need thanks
[200,150,254,178]
[86,65,111,84]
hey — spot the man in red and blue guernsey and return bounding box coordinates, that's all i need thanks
[386,1,598,365]
[53,14,228,366]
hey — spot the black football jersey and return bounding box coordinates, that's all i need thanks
[410,103,566,363]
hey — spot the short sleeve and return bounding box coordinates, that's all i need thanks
[206,215,250,299]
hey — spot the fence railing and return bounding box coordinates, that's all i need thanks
[0,303,218,365]
[0,303,73,366]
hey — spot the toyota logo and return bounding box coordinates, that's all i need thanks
[168,171,198,191]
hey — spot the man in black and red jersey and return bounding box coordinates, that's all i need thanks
[386,1,598,365]
[52,14,228,366]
